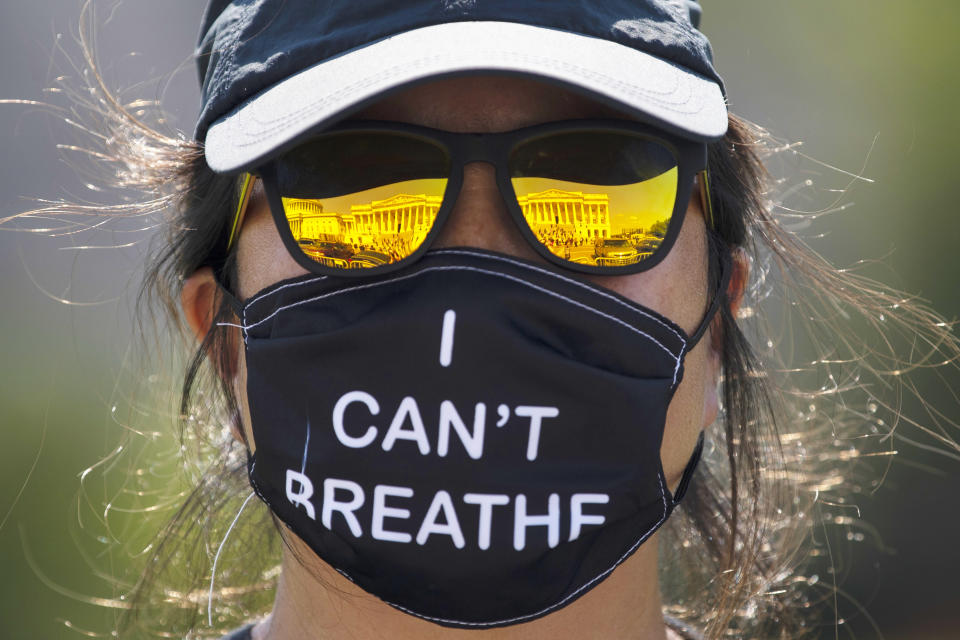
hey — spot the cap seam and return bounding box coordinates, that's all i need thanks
[203,1,254,118]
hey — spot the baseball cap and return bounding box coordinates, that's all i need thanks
[195,0,727,174]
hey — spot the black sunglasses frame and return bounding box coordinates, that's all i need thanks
[255,119,709,278]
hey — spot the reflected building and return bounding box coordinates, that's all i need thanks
[283,193,441,248]
[285,188,643,269]
[517,188,611,241]
[284,199,351,242]
[349,193,441,247]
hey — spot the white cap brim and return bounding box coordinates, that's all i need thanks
[204,21,728,174]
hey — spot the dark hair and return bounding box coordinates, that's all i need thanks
[5,18,959,639]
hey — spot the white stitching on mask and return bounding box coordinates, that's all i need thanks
[243,274,329,311]
[239,264,683,375]
[433,249,687,346]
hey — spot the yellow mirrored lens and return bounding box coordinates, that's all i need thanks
[511,167,678,268]
[282,178,447,269]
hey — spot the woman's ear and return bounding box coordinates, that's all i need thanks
[181,266,240,379]
[180,267,240,382]
[726,247,749,321]
[181,267,246,446]
[181,266,219,343]
[702,247,750,428]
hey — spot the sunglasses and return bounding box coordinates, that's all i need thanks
[227,119,712,277]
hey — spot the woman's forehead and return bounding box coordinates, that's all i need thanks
[351,74,634,132]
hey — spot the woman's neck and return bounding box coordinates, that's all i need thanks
[253,532,669,640]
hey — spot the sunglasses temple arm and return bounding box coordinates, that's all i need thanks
[699,170,715,231]
[226,173,255,253]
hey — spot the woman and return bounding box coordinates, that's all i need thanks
[6,1,958,639]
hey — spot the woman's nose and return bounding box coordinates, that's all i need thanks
[432,162,542,262]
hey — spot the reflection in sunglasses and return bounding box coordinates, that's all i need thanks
[282,178,446,268]
[513,168,677,266]
[282,169,676,269]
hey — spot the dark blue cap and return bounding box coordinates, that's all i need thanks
[196,0,727,173]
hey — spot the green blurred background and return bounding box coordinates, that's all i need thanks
[1,1,957,638]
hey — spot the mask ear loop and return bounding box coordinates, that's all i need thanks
[213,274,246,319]
[671,431,705,506]
[686,237,732,350]
[671,182,729,505]
[684,161,727,349]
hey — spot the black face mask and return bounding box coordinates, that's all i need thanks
[221,246,728,629]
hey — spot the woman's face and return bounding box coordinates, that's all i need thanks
[223,75,722,493]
